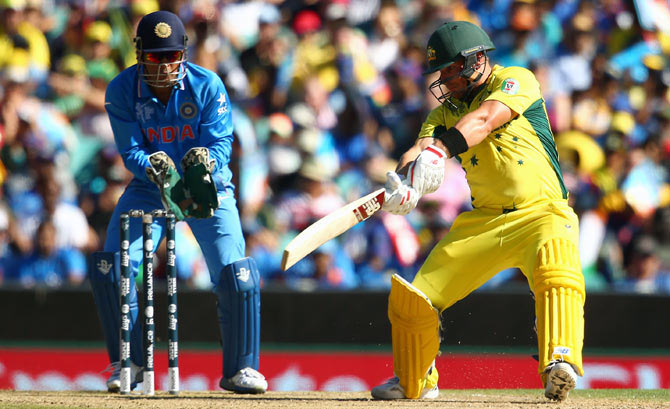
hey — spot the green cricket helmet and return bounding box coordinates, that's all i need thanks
[425,21,495,107]
[424,21,495,74]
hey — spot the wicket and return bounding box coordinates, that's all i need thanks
[119,209,179,396]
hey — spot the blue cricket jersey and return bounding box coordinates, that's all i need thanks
[105,62,234,192]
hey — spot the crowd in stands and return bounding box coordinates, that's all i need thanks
[0,0,669,294]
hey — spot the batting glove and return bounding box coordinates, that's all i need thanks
[407,145,446,195]
[382,171,420,216]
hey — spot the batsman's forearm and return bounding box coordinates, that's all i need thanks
[437,100,514,153]
[397,138,435,175]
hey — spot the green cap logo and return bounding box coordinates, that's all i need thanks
[427,46,436,62]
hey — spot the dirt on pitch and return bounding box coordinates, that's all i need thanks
[1,390,669,409]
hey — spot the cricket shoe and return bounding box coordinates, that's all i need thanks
[104,361,143,393]
[371,367,439,400]
[544,361,577,401]
[220,367,268,394]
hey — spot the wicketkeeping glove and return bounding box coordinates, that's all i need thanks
[382,171,420,216]
[145,151,190,221]
[180,147,219,218]
[407,145,446,195]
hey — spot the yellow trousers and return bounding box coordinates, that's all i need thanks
[413,200,585,375]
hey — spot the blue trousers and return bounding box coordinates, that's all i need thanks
[101,180,246,365]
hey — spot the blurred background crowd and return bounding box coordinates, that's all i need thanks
[0,0,669,294]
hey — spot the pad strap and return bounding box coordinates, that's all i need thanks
[434,127,468,157]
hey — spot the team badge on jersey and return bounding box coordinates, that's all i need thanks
[501,78,519,95]
[180,102,197,119]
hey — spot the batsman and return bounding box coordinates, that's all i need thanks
[373,21,585,402]
[88,11,266,393]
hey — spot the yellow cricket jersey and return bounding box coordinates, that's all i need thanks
[0,22,50,71]
[418,65,567,212]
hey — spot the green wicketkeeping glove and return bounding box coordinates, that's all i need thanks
[145,151,191,221]
[180,147,219,218]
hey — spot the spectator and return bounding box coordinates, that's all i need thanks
[48,54,89,119]
[288,10,338,97]
[368,2,405,73]
[35,172,95,252]
[78,145,131,252]
[275,157,345,232]
[238,3,294,112]
[9,219,86,288]
[0,0,50,83]
[616,234,670,293]
[47,3,86,70]
[0,197,11,283]
[284,239,358,291]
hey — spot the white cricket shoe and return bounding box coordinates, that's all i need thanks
[105,361,143,392]
[544,361,577,401]
[371,376,439,400]
[220,367,268,394]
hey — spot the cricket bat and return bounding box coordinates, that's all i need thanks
[281,188,386,270]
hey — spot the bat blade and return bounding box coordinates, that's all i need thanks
[281,188,386,271]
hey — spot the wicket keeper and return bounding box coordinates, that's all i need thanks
[89,11,267,393]
[375,21,585,402]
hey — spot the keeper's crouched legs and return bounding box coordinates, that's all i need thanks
[533,238,585,401]
[371,274,440,399]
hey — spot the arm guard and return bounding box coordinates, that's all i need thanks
[435,127,468,157]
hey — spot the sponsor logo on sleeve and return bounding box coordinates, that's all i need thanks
[216,92,227,115]
[501,78,519,95]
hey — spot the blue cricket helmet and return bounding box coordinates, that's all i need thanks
[134,10,188,88]
[135,10,187,52]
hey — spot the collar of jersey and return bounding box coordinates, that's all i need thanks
[487,64,503,86]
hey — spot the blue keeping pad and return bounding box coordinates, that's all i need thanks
[89,252,143,365]
[216,257,261,378]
